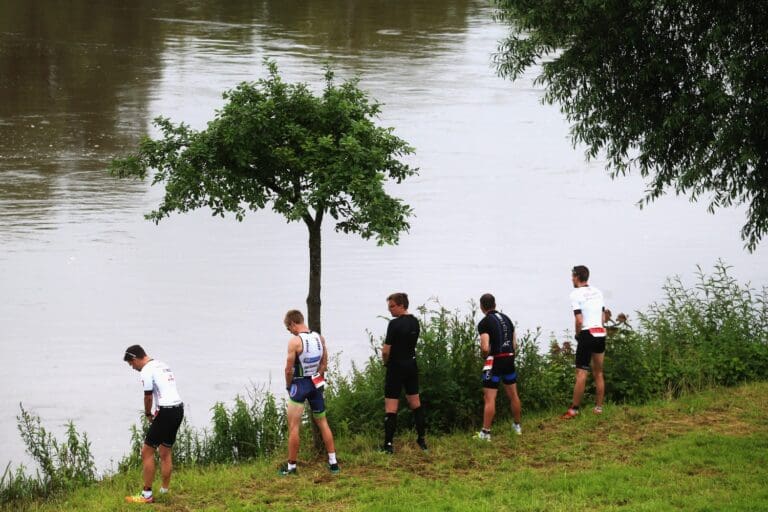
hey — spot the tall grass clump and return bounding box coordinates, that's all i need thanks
[627,261,768,397]
[118,386,285,471]
[0,405,96,506]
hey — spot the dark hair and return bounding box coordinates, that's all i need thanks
[284,309,304,326]
[123,344,146,362]
[572,265,590,282]
[479,293,496,311]
[387,292,409,309]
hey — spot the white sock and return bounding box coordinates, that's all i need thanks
[159,487,169,494]
[328,452,337,465]
[287,462,297,470]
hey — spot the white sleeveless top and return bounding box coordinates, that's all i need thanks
[294,332,323,378]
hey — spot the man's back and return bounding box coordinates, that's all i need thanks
[385,315,420,361]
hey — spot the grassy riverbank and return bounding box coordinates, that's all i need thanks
[15,381,768,511]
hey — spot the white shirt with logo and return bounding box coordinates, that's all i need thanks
[296,332,323,377]
[140,359,182,411]
[570,285,605,331]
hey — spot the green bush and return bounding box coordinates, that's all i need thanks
[325,262,768,434]
[634,261,768,396]
[326,303,489,434]
[0,405,97,506]
[118,386,286,470]
[515,334,575,411]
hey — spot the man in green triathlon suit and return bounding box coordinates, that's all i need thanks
[280,309,339,475]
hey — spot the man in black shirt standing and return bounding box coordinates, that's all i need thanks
[381,292,427,453]
[476,293,522,440]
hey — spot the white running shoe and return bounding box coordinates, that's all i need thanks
[513,423,522,435]
[475,430,491,441]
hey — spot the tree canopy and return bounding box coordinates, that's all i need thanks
[111,61,417,330]
[494,1,768,251]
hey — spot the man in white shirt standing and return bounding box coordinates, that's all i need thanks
[123,345,184,504]
[562,265,607,419]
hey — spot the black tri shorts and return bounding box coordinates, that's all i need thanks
[145,405,184,448]
[575,330,606,371]
[384,358,420,399]
[482,356,517,389]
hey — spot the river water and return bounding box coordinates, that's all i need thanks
[0,0,764,471]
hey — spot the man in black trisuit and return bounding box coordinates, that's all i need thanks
[476,293,522,440]
[381,292,427,453]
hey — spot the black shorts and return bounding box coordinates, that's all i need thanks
[384,359,420,399]
[482,356,517,389]
[575,330,606,371]
[145,405,184,448]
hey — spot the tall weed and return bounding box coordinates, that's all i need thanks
[0,405,97,506]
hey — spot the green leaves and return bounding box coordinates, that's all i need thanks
[495,1,768,251]
[111,60,417,244]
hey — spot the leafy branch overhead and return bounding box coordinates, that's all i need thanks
[110,60,418,246]
[494,1,768,251]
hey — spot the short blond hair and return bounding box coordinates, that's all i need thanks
[284,309,304,326]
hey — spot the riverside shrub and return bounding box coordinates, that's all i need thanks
[326,262,768,433]
[633,261,768,396]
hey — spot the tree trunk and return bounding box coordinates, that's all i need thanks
[306,214,322,333]
[305,213,324,454]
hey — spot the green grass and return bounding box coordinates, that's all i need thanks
[11,382,768,511]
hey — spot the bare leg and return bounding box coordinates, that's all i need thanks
[405,394,421,409]
[141,443,155,490]
[483,388,497,430]
[313,416,336,454]
[591,353,605,407]
[572,368,589,407]
[503,383,522,423]
[384,398,399,414]
[286,404,303,461]
[158,445,172,489]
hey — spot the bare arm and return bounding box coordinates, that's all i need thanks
[381,344,391,365]
[512,331,518,354]
[574,312,584,333]
[318,336,328,375]
[284,337,299,389]
[143,392,153,420]
[480,333,490,358]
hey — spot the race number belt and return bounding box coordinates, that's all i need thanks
[311,373,326,389]
[588,327,607,337]
[494,352,514,358]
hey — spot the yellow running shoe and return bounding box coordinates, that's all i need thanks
[125,493,154,504]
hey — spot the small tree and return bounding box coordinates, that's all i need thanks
[111,61,417,331]
[494,1,768,251]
